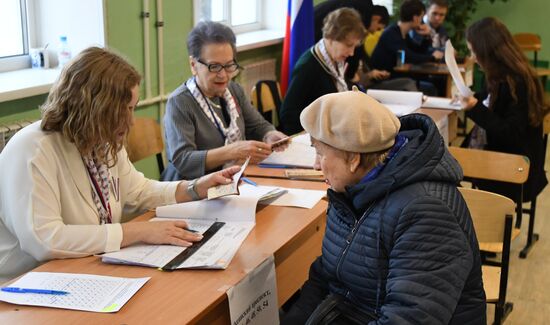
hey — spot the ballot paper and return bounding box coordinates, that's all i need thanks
[423,96,462,110]
[260,133,316,168]
[102,185,274,270]
[208,157,250,200]
[102,219,254,269]
[248,184,326,209]
[366,89,423,116]
[445,40,474,97]
[0,272,149,312]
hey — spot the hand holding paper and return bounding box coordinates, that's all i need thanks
[207,157,250,200]
[444,40,474,97]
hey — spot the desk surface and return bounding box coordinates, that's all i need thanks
[0,178,328,324]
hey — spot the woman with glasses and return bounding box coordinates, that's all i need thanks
[279,8,366,135]
[161,21,287,181]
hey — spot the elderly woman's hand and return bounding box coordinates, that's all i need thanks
[263,130,290,152]
[227,140,272,163]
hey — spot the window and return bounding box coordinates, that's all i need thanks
[194,0,262,34]
[0,0,29,72]
[373,0,394,15]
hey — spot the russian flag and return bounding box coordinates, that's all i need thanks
[281,0,314,96]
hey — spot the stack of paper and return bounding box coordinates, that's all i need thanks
[0,272,148,312]
[366,89,423,116]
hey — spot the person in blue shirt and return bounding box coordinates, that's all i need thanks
[371,0,443,75]
[370,0,442,95]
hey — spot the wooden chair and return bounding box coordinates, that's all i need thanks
[250,80,282,128]
[448,147,528,253]
[126,117,165,175]
[518,113,550,257]
[459,187,514,325]
[513,33,541,66]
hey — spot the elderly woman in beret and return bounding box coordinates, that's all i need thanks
[162,21,287,181]
[281,90,486,324]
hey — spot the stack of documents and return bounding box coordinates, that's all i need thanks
[101,183,326,270]
[0,272,148,312]
[260,133,316,168]
[366,89,423,116]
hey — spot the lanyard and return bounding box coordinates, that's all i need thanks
[86,169,113,224]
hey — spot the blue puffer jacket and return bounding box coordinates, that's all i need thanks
[318,114,486,324]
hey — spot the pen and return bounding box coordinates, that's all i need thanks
[241,177,257,186]
[1,287,69,295]
[184,227,198,233]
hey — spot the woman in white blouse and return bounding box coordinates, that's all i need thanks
[0,47,239,282]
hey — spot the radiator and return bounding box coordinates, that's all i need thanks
[238,59,277,97]
[0,120,35,153]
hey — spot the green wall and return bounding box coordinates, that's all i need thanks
[471,0,549,65]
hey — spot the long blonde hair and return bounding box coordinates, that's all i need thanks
[41,47,141,166]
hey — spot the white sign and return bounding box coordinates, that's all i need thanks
[227,255,279,325]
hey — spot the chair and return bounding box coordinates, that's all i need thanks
[459,187,514,325]
[250,80,282,128]
[448,147,528,254]
[513,33,541,66]
[518,113,550,257]
[126,117,165,175]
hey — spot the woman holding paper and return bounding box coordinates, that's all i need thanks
[460,17,548,202]
[279,8,367,135]
[0,47,240,283]
[281,90,485,324]
[162,21,287,182]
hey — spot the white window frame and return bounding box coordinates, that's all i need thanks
[193,0,263,35]
[0,0,31,73]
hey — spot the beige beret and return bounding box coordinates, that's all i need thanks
[300,90,401,153]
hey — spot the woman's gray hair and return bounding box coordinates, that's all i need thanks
[187,21,237,59]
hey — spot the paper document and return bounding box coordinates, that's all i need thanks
[366,89,423,116]
[227,256,279,325]
[423,96,462,110]
[444,40,474,97]
[102,220,254,269]
[260,133,315,168]
[0,272,148,312]
[208,157,250,200]
[242,184,326,209]
[103,186,274,270]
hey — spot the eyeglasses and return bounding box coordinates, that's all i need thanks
[196,58,241,73]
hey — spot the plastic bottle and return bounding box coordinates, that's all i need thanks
[57,36,72,68]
